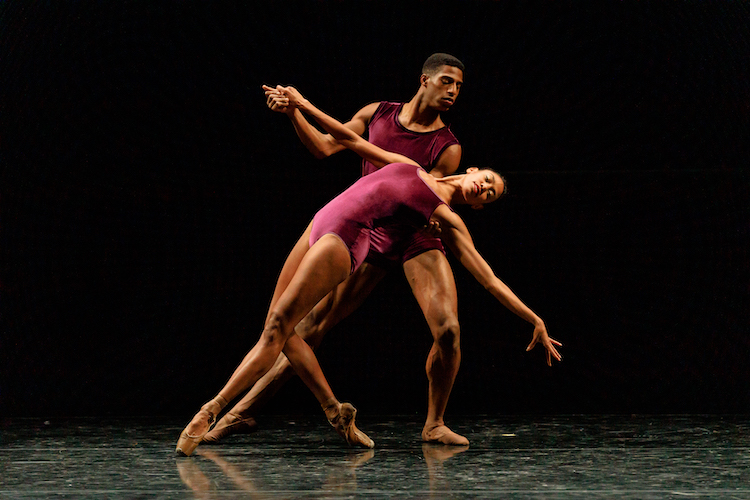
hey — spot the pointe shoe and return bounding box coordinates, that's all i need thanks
[175,398,225,456]
[328,403,375,449]
[202,413,258,444]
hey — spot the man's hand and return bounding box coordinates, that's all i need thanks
[262,84,292,114]
[422,218,442,237]
[525,321,563,366]
[262,84,310,114]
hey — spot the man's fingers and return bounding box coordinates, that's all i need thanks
[266,94,289,111]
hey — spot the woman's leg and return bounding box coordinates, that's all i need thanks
[204,263,387,444]
[282,332,374,448]
[176,232,368,454]
[216,234,351,403]
[220,222,315,388]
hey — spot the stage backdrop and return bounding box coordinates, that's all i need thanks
[2,1,749,417]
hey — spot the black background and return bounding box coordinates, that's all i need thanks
[2,1,749,418]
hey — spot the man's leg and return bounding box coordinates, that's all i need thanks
[204,262,387,443]
[402,249,469,446]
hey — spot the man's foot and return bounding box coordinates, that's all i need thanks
[422,442,470,461]
[202,413,258,444]
[175,396,227,456]
[326,402,375,449]
[421,424,469,446]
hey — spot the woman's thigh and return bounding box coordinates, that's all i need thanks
[269,234,352,334]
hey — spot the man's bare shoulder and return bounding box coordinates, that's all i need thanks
[352,102,383,122]
[345,102,384,135]
[431,144,463,178]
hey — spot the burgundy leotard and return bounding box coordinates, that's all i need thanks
[309,163,450,274]
[361,102,459,268]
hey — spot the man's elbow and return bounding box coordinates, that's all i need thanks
[307,142,336,159]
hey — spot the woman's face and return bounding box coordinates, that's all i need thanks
[463,168,504,206]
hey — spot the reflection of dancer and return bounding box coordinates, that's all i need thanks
[176,460,216,499]
[198,449,259,494]
[422,443,470,497]
[177,446,374,497]
[175,87,561,457]
[208,53,473,447]
[322,450,376,493]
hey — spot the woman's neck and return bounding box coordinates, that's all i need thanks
[433,175,465,206]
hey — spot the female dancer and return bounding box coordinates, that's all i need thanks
[175,86,562,456]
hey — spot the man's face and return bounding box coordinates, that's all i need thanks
[423,65,464,111]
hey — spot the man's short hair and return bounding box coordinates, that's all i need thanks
[422,53,465,76]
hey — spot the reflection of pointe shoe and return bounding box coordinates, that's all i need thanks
[328,403,375,449]
[422,424,469,446]
[202,413,258,444]
[176,460,212,493]
[344,449,375,467]
[175,397,226,457]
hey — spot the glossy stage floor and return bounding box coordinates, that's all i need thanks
[1,414,748,498]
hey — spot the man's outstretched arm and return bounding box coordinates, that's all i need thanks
[263,84,378,159]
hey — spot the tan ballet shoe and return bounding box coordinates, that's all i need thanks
[175,396,227,456]
[202,413,258,444]
[421,424,469,446]
[327,402,374,449]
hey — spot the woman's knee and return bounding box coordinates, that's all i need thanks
[262,309,293,347]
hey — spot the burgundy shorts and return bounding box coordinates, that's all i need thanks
[364,224,445,270]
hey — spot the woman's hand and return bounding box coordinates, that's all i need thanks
[526,320,562,366]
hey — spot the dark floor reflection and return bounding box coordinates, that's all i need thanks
[1,415,749,498]
[178,447,377,498]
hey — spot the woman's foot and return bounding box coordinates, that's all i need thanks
[175,396,227,456]
[202,413,258,444]
[324,401,375,449]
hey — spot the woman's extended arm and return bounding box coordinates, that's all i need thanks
[432,205,562,365]
[275,85,419,169]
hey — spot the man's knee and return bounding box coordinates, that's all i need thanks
[433,319,461,352]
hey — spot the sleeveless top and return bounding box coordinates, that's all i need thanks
[361,102,459,176]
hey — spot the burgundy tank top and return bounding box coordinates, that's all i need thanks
[361,102,459,176]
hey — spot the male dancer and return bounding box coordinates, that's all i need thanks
[206,53,470,445]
